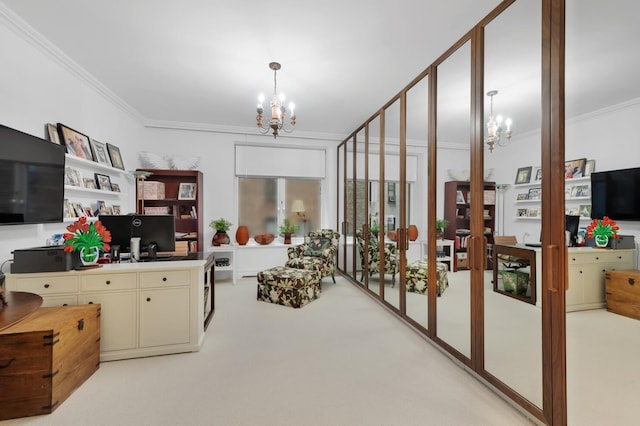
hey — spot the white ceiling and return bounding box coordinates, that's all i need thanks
[1,0,503,140]
[2,1,638,142]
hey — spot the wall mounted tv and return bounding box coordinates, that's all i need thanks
[591,167,640,221]
[0,124,66,225]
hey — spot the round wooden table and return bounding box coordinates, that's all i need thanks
[0,291,43,332]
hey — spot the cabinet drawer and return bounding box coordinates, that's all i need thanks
[42,294,78,307]
[13,275,79,294]
[81,273,137,291]
[569,251,633,265]
[139,270,190,288]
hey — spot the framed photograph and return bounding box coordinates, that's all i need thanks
[107,143,125,170]
[63,199,74,218]
[178,182,197,200]
[517,193,529,201]
[90,138,112,167]
[95,200,108,216]
[584,159,596,177]
[57,123,94,161]
[94,173,112,191]
[532,166,542,182]
[110,182,121,192]
[456,190,465,204]
[83,206,94,217]
[528,187,542,200]
[64,167,81,186]
[387,182,396,204]
[515,166,532,184]
[73,202,86,217]
[579,204,592,218]
[570,184,590,198]
[112,205,122,215]
[47,123,60,144]
[83,177,97,189]
[517,208,528,217]
[564,158,586,179]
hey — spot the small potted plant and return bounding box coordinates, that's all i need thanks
[586,216,618,248]
[210,217,233,246]
[436,218,449,240]
[279,218,299,244]
[63,216,111,265]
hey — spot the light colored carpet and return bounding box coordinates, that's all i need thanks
[3,275,533,426]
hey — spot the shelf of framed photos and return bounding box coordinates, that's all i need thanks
[65,153,129,176]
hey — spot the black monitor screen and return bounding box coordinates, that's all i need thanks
[99,214,175,254]
[565,215,580,247]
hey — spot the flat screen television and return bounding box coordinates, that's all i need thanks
[591,167,640,221]
[0,124,66,225]
[99,214,176,257]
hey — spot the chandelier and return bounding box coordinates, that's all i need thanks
[485,90,513,152]
[256,62,296,138]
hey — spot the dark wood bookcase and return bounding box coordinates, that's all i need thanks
[443,180,496,271]
[136,169,203,253]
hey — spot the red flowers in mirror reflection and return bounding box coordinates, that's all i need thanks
[586,216,619,240]
[63,216,112,253]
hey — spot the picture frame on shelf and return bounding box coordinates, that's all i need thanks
[112,205,122,215]
[532,166,542,182]
[106,143,125,170]
[46,123,60,144]
[528,187,542,200]
[90,138,112,167]
[83,178,97,189]
[579,204,591,218]
[95,200,109,216]
[64,167,81,186]
[178,182,197,200]
[83,206,94,217]
[517,209,528,217]
[584,159,596,177]
[94,173,112,191]
[73,202,86,217]
[387,182,396,204]
[570,184,590,198]
[57,123,94,161]
[110,183,121,192]
[517,193,529,201]
[456,190,465,204]
[515,166,532,184]
[564,158,586,179]
[63,199,74,218]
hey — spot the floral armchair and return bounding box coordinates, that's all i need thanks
[355,231,399,286]
[285,229,340,283]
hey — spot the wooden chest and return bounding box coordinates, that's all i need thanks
[605,270,640,321]
[0,304,101,420]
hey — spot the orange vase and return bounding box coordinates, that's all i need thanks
[408,225,419,241]
[235,225,249,245]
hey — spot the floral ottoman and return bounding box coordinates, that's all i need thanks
[406,260,449,296]
[256,266,321,308]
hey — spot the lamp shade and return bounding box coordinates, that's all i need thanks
[291,199,306,213]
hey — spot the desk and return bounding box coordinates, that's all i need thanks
[493,244,536,304]
[5,254,214,361]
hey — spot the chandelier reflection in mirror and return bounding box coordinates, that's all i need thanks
[485,90,512,152]
[256,62,296,138]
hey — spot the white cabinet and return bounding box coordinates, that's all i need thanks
[79,291,138,352]
[535,248,635,311]
[5,258,212,361]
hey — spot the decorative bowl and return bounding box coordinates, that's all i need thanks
[254,233,275,245]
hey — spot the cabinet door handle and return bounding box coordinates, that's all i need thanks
[629,278,635,286]
[77,319,84,330]
[88,301,94,304]
[105,280,111,285]
[44,284,50,288]
[162,277,167,282]
[146,297,151,302]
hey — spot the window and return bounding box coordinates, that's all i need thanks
[238,177,321,237]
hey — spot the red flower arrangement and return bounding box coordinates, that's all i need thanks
[586,216,619,240]
[63,216,112,257]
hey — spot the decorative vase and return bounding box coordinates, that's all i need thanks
[212,231,230,246]
[282,232,293,244]
[235,225,249,245]
[80,246,100,265]
[436,229,445,240]
[595,235,609,248]
[408,225,419,241]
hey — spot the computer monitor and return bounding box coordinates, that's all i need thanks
[98,214,176,255]
[565,215,580,247]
